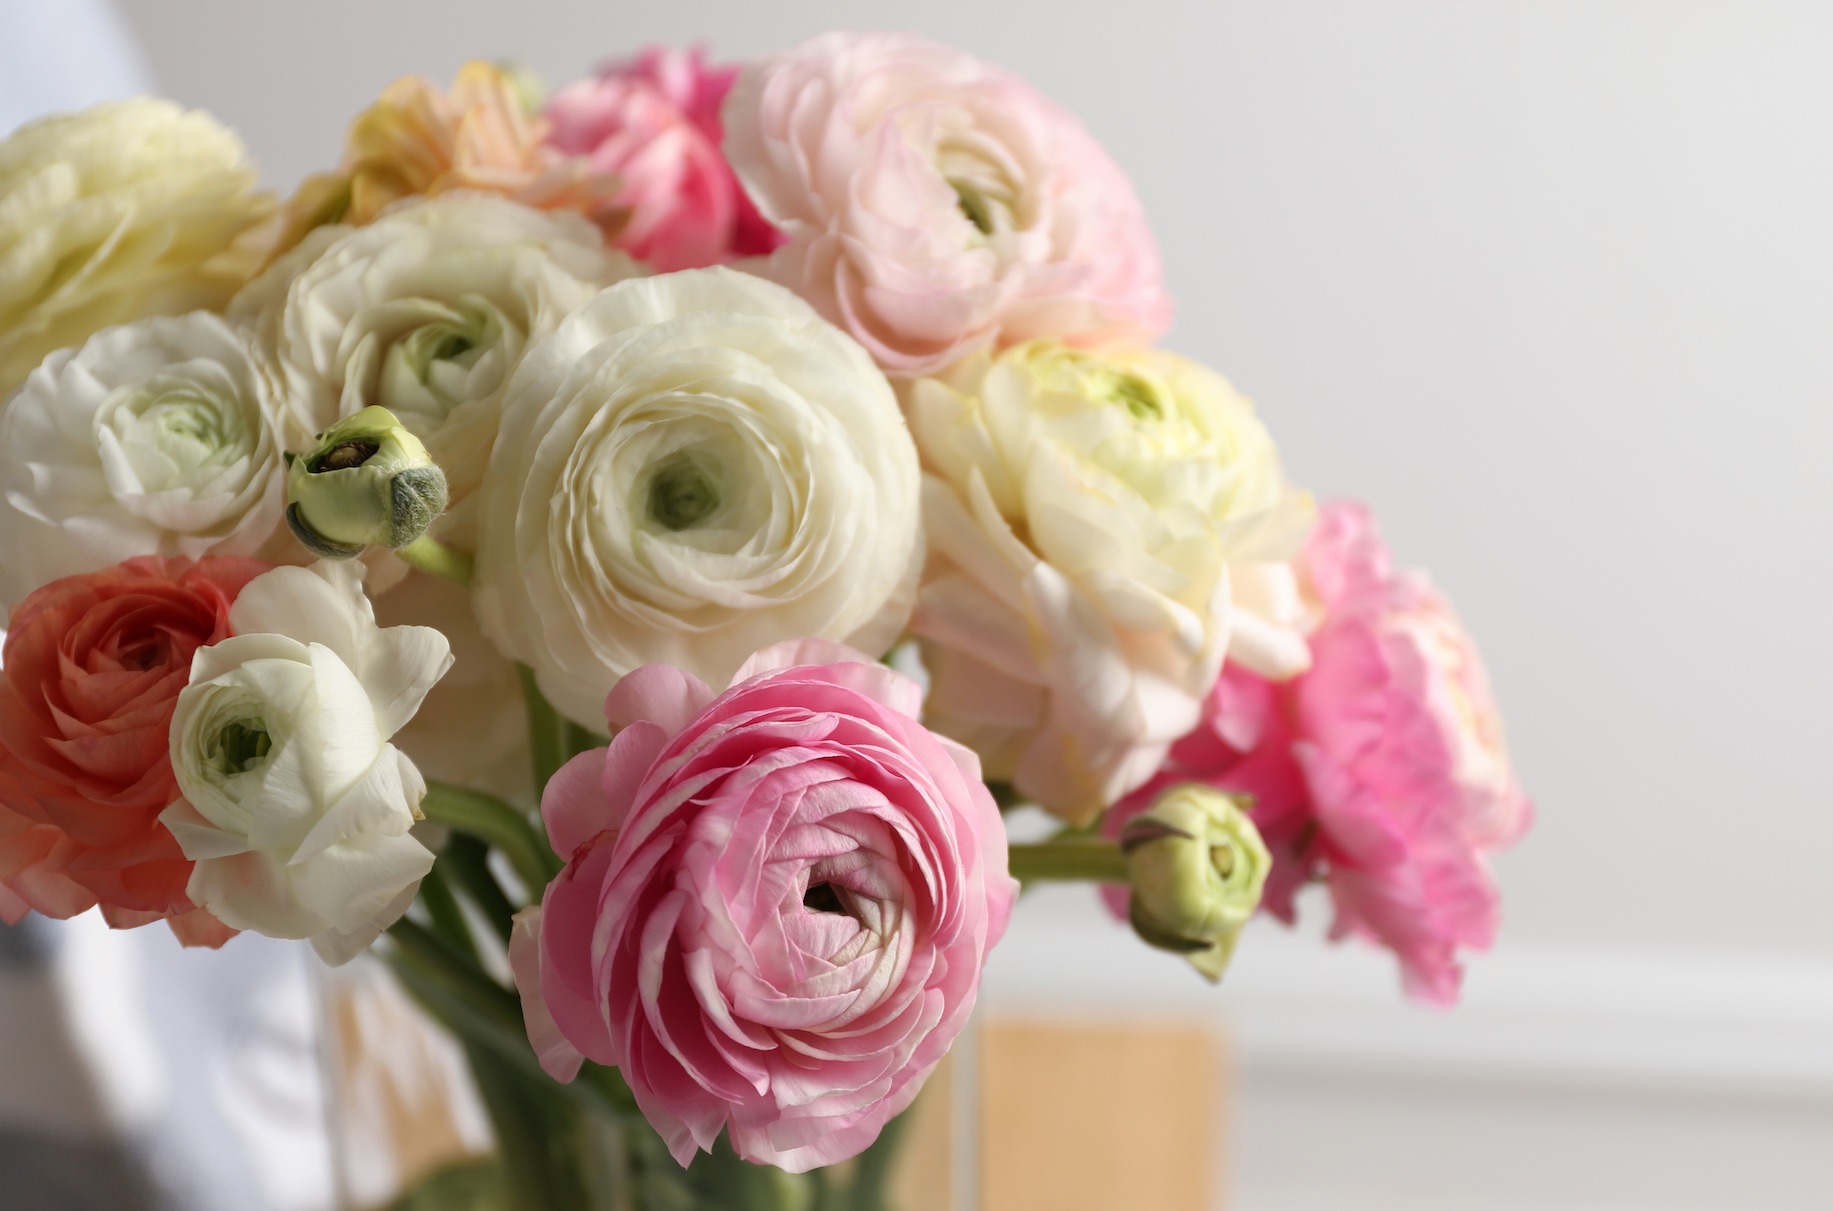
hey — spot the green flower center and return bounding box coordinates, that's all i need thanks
[938,140,1022,240]
[110,370,252,488]
[1086,368,1166,421]
[646,452,722,531]
[379,298,505,423]
[207,717,272,776]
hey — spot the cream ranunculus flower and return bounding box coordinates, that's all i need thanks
[231,193,641,527]
[473,267,921,725]
[159,562,453,965]
[373,570,532,807]
[0,313,289,615]
[909,342,1314,823]
[0,99,273,395]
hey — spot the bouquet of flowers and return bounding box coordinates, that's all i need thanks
[0,30,1531,1209]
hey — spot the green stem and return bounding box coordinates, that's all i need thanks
[520,664,568,797]
[385,917,633,1124]
[1006,838,1130,884]
[396,534,474,585]
[442,833,517,945]
[415,863,477,959]
[846,1104,912,1211]
[421,781,559,895]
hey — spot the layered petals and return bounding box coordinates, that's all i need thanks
[1106,502,1531,1005]
[724,32,1169,375]
[472,268,921,726]
[0,556,265,943]
[161,562,451,963]
[910,343,1313,822]
[545,46,781,271]
[517,642,1015,1170]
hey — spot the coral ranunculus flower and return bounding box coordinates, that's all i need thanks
[0,557,269,946]
[269,61,628,259]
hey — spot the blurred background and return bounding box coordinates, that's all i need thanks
[5,1,1830,1207]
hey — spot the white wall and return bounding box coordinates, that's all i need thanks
[104,2,1833,1206]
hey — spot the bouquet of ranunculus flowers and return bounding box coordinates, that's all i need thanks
[0,31,1532,1208]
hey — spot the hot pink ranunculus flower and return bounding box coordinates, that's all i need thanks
[545,46,781,272]
[722,31,1171,375]
[1107,502,1531,1006]
[512,639,1016,1171]
[0,556,268,947]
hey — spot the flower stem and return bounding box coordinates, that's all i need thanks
[420,781,559,895]
[518,665,606,800]
[441,834,517,945]
[385,917,631,1122]
[1006,838,1130,884]
[845,1102,912,1211]
[396,535,474,585]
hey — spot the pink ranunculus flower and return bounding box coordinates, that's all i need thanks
[545,46,781,272]
[1106,502,1531,1006]
[723,32,1171,375]
[0,556,269,947]
[511,639,1016,1171]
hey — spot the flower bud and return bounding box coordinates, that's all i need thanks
[1119,784,1269,981]
[286,406,448,558]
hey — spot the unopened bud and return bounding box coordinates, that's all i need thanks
[286,406,447,558]
[1119,785,1269,982]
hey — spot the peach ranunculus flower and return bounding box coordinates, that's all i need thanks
[269,62,628,258]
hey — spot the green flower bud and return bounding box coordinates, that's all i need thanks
[1119,784,1270,982]
[285,405,448,558]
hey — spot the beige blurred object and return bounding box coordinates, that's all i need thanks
[887,1045,965,1210]
[322,959,494,1209]
[889,1017,1224,1211]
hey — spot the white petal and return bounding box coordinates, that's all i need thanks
[358,623,454,738]
[228,562,373,665]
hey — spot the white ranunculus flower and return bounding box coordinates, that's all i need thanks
[159,562,453,965]
[473,267,922,725]
[0,313,289,615]
[0,99,273,396]
[231,193,642,524]
[909,343,1314,823]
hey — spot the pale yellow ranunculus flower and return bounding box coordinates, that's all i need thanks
[0,99,273,395]
[909,342,1314,823]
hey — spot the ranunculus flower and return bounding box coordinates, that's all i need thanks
[0,313,289,617]
[373,570,532,807]
[233,193,639,521]
[0,557,268,947]
[268,62,627,259]
[0,99,273,395]
[545,46,781,272]
[910,342,1313,823]
[1106,502,1532,1005]
[473,268,921,727]
[723,32,1170,375]
[159,561,452,964]
[510,639,1016,1170]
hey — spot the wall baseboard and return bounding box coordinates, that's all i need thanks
[983,887,1833,1103]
